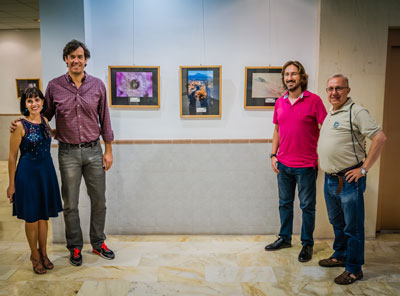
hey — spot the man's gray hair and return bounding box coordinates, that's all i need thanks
[327,74,349,87]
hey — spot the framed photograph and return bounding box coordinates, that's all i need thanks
[15,79,41,99]
[180,66,221,118]
[244,67,285,109]
[108,66,160,108]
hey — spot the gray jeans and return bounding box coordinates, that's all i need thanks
[58,141,106,251]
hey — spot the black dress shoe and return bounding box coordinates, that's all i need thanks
[265,237,292,251]
[298,245,313,262]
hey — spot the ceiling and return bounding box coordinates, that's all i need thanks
[0,0,39,30]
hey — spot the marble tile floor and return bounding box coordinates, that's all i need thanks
[0,161,399,295]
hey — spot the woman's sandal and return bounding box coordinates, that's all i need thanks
[334,270,363,285]
[40,254,54,270]
[30,255,46,275]
[38,249,54,270]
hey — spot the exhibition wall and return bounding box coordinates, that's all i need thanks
[50,142,289,241]
[42,0,319,140]
[315,0,400,238]
[10,0,394,237]
[38,0,320,238]
[0,0,84,159]
[39,0,85,90]
[0,29,42,159]
[0,30,42,114]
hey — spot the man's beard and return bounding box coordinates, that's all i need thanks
[286,81,301,92]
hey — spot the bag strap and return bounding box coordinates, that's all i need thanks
[349,103,367,163]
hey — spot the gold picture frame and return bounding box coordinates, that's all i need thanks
[180,65,221,118]
[15,78,41,99]
[108,66,160,108]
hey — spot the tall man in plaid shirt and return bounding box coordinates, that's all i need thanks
[44,40,115,266]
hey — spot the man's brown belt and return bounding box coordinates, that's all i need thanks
[327,162,363,195]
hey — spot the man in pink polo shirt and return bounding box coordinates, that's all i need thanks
[265,61,327,263]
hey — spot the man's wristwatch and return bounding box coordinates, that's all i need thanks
[360,167,367,176]
[270,153,277,159]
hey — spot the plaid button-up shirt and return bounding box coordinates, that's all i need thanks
[44,72,114,144]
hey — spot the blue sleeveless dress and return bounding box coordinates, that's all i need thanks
[13,117,63,222]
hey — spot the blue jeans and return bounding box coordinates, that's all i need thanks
[324,174,366,274]
[58,142,107,251]
[277,162,317,246]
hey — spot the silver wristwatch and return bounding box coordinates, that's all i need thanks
[360,167,367,176]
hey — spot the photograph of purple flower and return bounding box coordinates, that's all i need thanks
[108,66,160,108]
[116,72,153,97]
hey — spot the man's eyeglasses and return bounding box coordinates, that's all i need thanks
[326,86,348,93]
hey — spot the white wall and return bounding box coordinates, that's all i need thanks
[0,30,42,114]
[33,0,400,237]
[83,0,319,140]
[39,0,321,236]
[39,0,85,91]
[316,0,400,238]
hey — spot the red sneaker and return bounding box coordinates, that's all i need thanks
[70,248,82,266]
[92,242,115,260]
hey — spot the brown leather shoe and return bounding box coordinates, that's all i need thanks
[334,270,363,285]
[318,257,345,267]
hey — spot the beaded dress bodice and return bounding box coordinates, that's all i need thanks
[20,117,51,159]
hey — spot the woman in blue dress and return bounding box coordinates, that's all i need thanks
[7,87,62,274]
